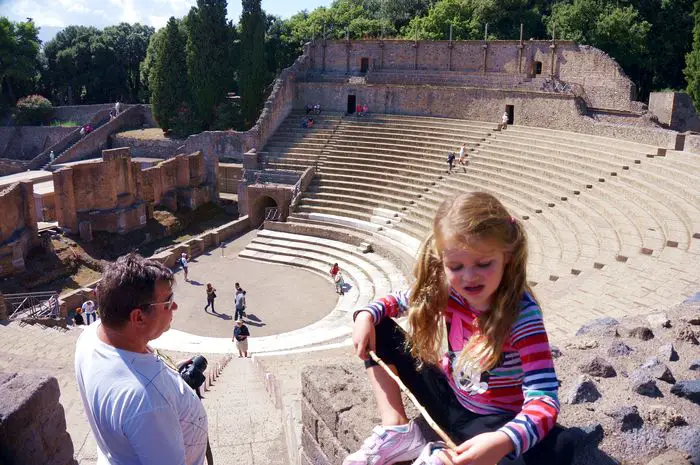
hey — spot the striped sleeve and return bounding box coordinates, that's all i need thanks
[352,290,410,324]
[497,300,560,458]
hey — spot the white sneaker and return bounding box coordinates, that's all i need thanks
[411,442,448,465]
[342,420,427,465]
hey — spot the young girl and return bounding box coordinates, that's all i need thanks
[204,283,217,313]
[346,192,573,465]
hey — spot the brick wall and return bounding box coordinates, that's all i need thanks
[110,131,183,159]
[0,372,76,465]
[0,181,37,277]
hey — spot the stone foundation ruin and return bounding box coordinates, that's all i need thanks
[0,181,39,277]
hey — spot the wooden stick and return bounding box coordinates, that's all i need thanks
[369,350,458,450]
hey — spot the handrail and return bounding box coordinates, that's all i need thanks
[5,291,60,320]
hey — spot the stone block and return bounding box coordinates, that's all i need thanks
[301,397,319,441]
[317,413,350,465]
[302,427,331,465]
[0,372,60,439]
[40,404,69,454]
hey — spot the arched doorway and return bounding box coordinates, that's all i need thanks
[253,195,278,226]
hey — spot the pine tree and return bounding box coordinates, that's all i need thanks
[685,0,700,107]
[151,17,189,132]
[186,0,235,128]
[239,0,267,129]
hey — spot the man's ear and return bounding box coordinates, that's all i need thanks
[128,308,147,326]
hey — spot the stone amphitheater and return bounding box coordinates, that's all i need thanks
[1,39,699,465]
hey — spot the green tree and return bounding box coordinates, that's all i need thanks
[151,17,190,133]
[0,17,41,109]
[102,23,154,102]
[685,0,700,106]
[186,0,236,128]
[239,0,267,128]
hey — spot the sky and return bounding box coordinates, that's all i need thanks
[0,0,333,44]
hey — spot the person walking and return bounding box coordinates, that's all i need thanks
[81,299,97,325]
[233,320,250,358]
[180,252,189,281]
[334,271,346,295]
[499,110,509,130]
[74,253,208,465]
[234,286,246,321]
[447,151,456,174]
[204,284,217,313]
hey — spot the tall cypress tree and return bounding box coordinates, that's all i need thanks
[186,0,235,128]
[151,17,189,132]
[239,0,266,129]
[685,0,700,107]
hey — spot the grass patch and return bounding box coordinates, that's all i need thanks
[50,120,80,127]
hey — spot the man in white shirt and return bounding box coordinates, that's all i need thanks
[81,299,97,325]
[75,253,208,465]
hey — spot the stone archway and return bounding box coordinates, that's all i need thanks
[251,195,278,227]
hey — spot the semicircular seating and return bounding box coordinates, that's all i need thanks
[246,111,700,342]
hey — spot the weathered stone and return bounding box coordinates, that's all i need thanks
[579,357,617,378]
[630,371,663,397]
[687,315,700,325]
[658,343,680,362]
[566,338,599,350]
[569,422,604,445]
[670,381,700,405]
[550,345,562,358]
[644,405,687,432]
[646,450,692,465]
[576,317,619,336]
[647,313,671,328]
[641,357,676,384]
[565,375,601,404]
[607,340,633,357]
[689,360,700,371]
[629,326,655,341]
[667,426,700,465]
[676,325,699,345]
[603,405,643,432]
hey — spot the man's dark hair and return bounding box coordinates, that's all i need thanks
[97,253,173,328]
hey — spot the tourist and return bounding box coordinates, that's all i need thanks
[307,116,315,128]
[72,307,85,326]
[233,319,250,358]
[49,150,55,163]
[178,355,214,465]
[79,126,86,137]
[499,110,509,130]
[85,123,93,134]
[204,283,217,313]
[81,299,97,325]
[345,192,573,465]
[109,109,117,120]
[74,253,209,465]
[458,143,468,168]
[334,271,345,295]
[305,103,313,115]
[234,286,246,321]
[235,282,246,295]
[447,151,456,173]
[356,103,363,116]
[314,103,321,114]
[115,101,121,116]
[362,103,369,116]
[180,252,189,281]
[329,263,340,279]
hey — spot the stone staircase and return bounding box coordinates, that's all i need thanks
[250,113,700,339]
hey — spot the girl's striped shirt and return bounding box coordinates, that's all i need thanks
[356,289,560,458]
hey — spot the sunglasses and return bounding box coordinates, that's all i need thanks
[146,294,176,311]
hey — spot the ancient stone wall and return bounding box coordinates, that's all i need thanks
[0,127,76,161]
[219,163,243,194]
[110,131,183,159]
[52,103,129,124]
[0,372,75,465]
[0,181,38,277]
[53,147,147,236]
[51,105,146,167]
[295,82,679,147]
[648,92,700,132]
[309,40,634,111]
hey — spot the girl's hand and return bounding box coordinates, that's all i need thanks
[440,432,514,465]
[352,311,375,360]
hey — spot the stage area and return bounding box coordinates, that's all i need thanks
[169,231,338,338]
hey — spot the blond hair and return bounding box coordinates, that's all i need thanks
[407,192,536,371]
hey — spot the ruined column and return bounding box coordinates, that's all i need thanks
[518,23,524,74]
[19,181,38,238]
[53,168,78,234]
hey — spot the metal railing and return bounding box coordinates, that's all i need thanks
[265,207,282,222]
[5,291,60,320]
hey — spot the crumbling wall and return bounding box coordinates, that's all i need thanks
[0,181,38,277]
[0,372,76,465]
